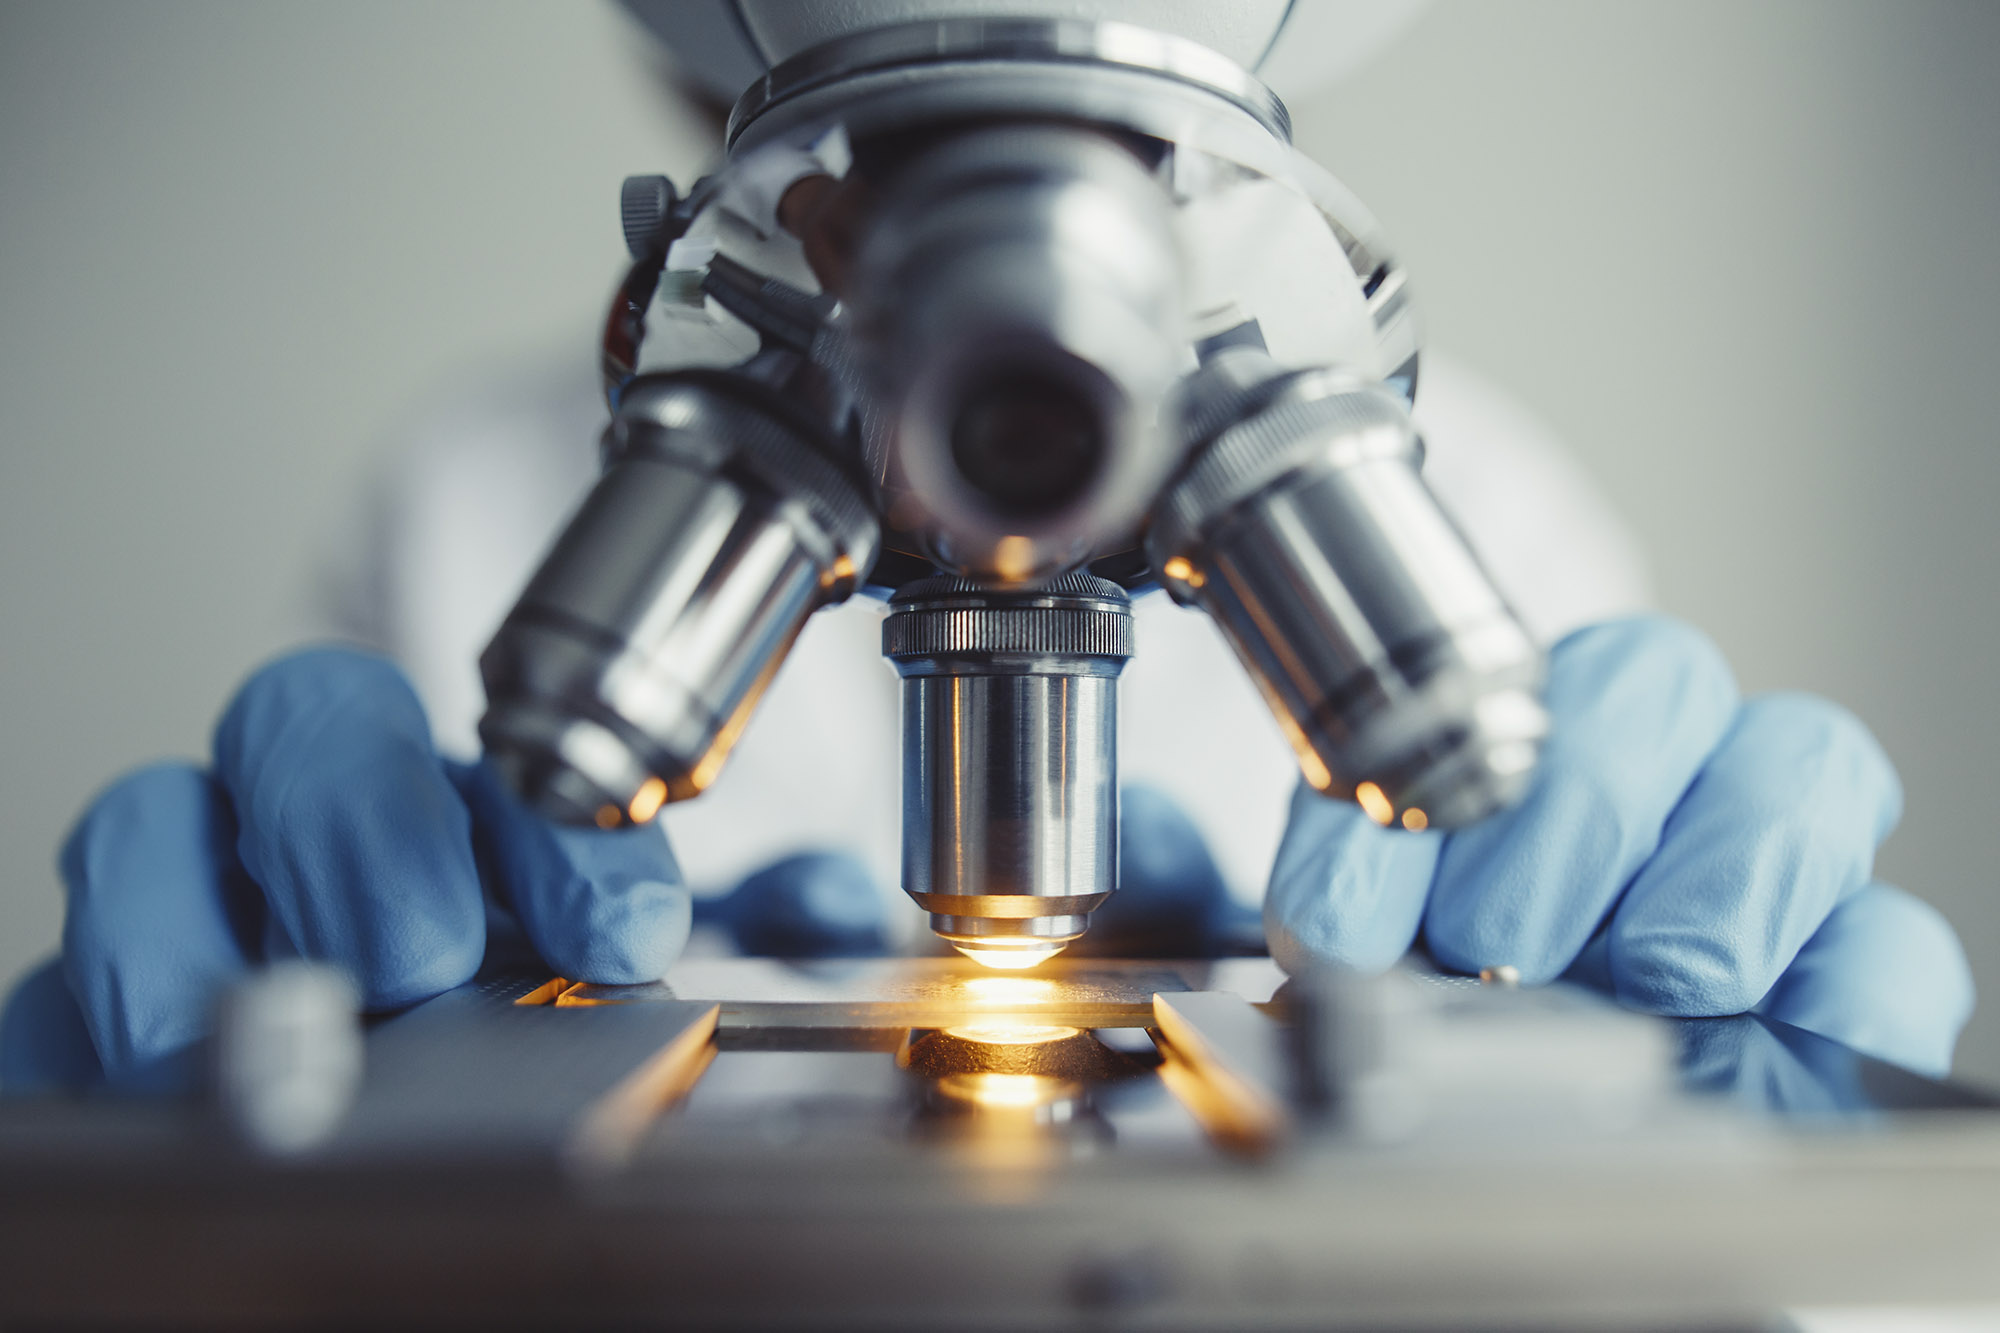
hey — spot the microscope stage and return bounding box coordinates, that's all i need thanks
[5,956,2000,1329]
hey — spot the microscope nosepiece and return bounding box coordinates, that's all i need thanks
[479,372,878,828]
[884,575,1135,965]
[1150,360,1548,830]
[851,125,1185,584]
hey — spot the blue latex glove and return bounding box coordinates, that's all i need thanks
[700,852,892,959]
[1068,785,1263,957]
[1265,615,1976,1077]
[1,647,700,1093]
[696,786,1252,961]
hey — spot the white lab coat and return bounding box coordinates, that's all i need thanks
[324,349,1650,914]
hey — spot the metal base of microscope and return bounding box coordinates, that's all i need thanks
[2,955,1998,1330]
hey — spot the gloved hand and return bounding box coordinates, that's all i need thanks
[0,647,875,1095]
[695,788,1254,961]
[1066,785,1264,958]
[1265,615,1976,1077]
[700,852,892,959]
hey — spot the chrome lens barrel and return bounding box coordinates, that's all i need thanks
[480,372,879,828]
[852,126,1185,584]
[1149,358,1547,830]
[883,575,1135,966]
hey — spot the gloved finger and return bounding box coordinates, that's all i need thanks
[1075,785,1239,957]
[1264,779,1439,976]
[0,957,105,1094]
[213,649,484,1010]
[1425,617,1739,984]
[1756,882,1973,1078]
[1608,693,1902,1016]
[56,763,260,1088]
[716,851,888,959]
[454,759,693,981]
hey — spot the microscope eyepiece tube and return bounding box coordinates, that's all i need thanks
[1149,360,1548,830]
[883,575,1135,967]
[479,372,879,828]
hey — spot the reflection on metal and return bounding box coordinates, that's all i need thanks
[935,1072,1080,1111]
[555,981,618,1008]
[903,1024,1134,1082]
[517,960,1288,1026]
[626,776,669,824]
[320,986,722,1165]
[900,1021,1155,1171]
[571,1005,721,1169]
[561,957,1211,1031]
[1151,992,1290,1155]
[510,976,574,1007]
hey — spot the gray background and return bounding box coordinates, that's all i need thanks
[3,3,1997,1074]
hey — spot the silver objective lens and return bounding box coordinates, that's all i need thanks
[883,575,1135,967]
[480,372,880,828]
[851,125,1184,584]
[1149,354,1547,830]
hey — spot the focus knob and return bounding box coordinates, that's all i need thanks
[619,174,679,260]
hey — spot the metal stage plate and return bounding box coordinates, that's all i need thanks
[3,956,1999,1330]
[557,955,1289,1029]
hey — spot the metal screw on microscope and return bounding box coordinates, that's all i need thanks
[212,962,363,1156]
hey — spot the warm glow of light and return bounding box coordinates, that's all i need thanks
[627,776,668,824]
[936,1072,1074,1109]
[1355,781,1394,826]
[943,1024,1080,1047]
[1161,556,1204,588]
[1400,807,1428,832]
[959,975,1061,1007]
[594,804,623,830]
[993,535,1036,582]
[687,746,727,794]
[1270,709,1333,791]
[511,977,573,1006]
[955,942,1065,970]
[821,553,857,590]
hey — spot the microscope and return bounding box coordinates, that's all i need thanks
[476,8,1549,968]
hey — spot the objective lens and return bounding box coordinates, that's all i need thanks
[479,372,878,826]
[883,574,1135,963]
[948,370,1107,518]
[1151,356,1547,829]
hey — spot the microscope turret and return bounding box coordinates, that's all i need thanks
[478,14,1546,965]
